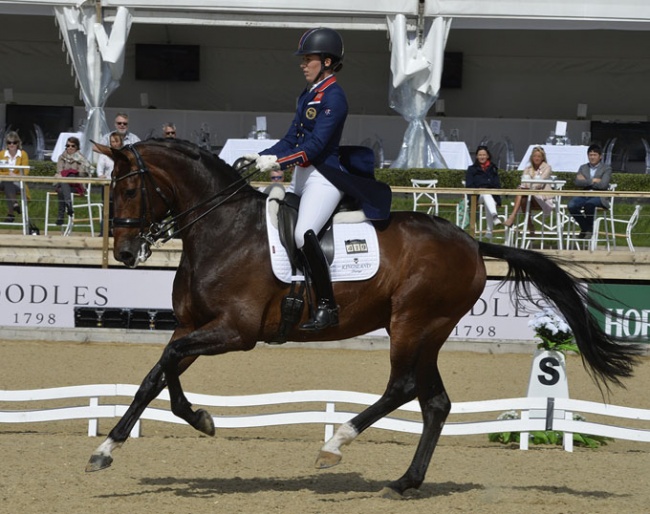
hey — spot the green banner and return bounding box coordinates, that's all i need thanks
[589,283,650,339]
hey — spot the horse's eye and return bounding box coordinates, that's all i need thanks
[124,188,137,199]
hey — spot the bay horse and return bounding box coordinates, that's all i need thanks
[87,139,639,496]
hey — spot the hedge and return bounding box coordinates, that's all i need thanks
[28,160,650,192]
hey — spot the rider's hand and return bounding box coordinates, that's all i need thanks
[240,153,260,165]
[256,154,280,172]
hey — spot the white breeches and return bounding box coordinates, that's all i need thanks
[287,165,344,249]
[479,194,498,230]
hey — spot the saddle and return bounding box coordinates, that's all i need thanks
[265,185,367,343]
[267,185,366,272]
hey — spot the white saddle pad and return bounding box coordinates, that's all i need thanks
[265,195,380,284]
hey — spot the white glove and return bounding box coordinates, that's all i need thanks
[256,154,280,172]
[240,153,259,165]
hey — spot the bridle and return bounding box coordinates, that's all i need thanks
[112,143,260,249]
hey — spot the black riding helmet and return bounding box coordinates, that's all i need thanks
[295,27,344,75]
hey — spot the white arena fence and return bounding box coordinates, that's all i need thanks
[1,385,649,452]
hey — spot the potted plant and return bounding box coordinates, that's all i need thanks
[528,307,579,354]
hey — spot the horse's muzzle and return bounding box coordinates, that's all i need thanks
[115,239,152,268]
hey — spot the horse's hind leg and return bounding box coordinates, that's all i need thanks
[383,357,450,496]
[316,332,450,497]
[315,360,418,469]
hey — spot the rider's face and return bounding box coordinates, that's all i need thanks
[300,54,325,83]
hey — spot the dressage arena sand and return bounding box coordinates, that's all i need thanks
[1,339,650,514]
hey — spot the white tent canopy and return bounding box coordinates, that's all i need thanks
[4,0,650,29]
[2,0,650,166]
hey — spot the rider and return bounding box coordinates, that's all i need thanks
[245,27,391,332]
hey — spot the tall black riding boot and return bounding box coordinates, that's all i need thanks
[299,229,339,331]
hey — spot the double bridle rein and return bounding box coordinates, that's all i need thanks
[112,143,259,246]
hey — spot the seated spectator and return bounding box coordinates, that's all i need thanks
[567,143,612,239]
[504,146,555,234]
[465,145,502,235]
[55,136,90,225]
[0,131,29,222]
[258,169,285,193]
[162,122,176,139]
[95,132,124,179]
[100,113,140,146]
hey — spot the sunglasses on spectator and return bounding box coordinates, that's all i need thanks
[270,175,283,181]
[66,144,77,148]
[165,131,176,136]
[6,141,18,145]
[116,121,128,126]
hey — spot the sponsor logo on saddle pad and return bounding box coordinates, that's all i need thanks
[345,239,368,254]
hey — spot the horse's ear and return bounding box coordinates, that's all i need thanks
[92,140,129,166]
[92,141,110,156]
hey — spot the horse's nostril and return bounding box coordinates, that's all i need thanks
[118,251,135,265]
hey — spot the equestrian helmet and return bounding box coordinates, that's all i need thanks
[295,27,344,63]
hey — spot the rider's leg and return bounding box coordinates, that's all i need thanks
[300,229,338,330]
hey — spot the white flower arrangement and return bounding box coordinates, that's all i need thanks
[528,308,579,353]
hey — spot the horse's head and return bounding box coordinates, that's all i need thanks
[95,141,180,267]
[95,139,253,268]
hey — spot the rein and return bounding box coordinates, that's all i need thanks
[113,144,261,244]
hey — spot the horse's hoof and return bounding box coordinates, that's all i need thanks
[194,408,216,436]
[378,486,404,499]
[314,450,342,469]
[85,453,113,472]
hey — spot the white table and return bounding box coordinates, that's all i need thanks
[518,145,588,172]
[219,139,279,165]
[0,164,30,234]
[439,141,473,169]
[51,132,85,163]
[220,138,473,170]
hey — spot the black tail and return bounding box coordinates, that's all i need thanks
[478,241,643,389]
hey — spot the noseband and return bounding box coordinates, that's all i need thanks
[112,143,259,245]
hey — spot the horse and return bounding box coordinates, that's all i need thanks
[87,139,640,496]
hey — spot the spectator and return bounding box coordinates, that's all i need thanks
[162,122,176,138]
[504,146,555,233]
[95,132,124,179]
[567,143,612,239]
[55,136,90,225]
[0,131,29,222]
[465,145,502,236]
[100,113,140,146]
[270,170,284,183]
[258,169,285,193]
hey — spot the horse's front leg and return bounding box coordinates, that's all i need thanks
[86,360,166,471]
[86,347,197,472]
[160,326,255,436]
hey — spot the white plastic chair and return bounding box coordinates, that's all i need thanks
[641,138,650,174]
[603,138,617,166]
[504,137,519,171]
[410,179,439,215]
[591,204,641,252]
[44,183,103,236]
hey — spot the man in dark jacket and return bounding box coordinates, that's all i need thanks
[567,144,612,239]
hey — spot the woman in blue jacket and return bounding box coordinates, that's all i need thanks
[465,145,502,236]
[246,27,391,331]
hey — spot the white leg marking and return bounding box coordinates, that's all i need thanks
[93,437,122,457]
[320,422,358,455]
